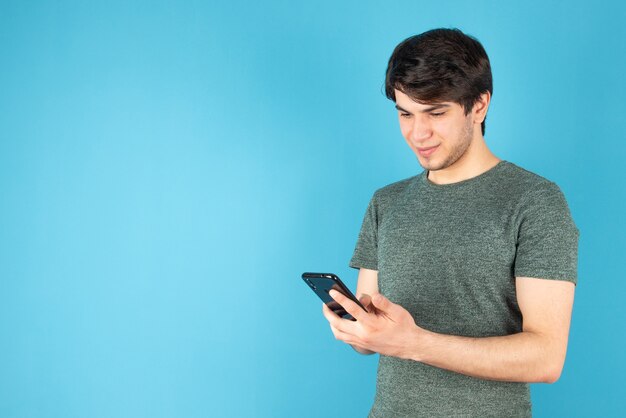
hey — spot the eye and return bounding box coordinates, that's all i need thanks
[400,113,412,119]
[431,112,446,117]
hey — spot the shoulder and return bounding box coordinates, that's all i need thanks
[361,174,419,216]
[501,162,577,229]
[498,161,565,199]
[499,161,555,189]
[371,174,419,203]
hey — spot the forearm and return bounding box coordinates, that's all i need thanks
[410,328,561,383]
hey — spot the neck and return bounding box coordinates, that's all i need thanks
[427,135,501,185]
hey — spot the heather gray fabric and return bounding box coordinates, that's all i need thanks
[349,160,579,418]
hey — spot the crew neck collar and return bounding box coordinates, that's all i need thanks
[419,160,508,190]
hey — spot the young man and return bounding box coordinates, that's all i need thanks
[321,28,579,417]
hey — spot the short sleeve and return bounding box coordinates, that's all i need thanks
[349,192,379,271]
[514,183,580,285]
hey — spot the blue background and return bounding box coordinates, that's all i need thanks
[1,1,624,417]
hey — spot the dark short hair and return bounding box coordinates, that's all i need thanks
[384,28,493,135]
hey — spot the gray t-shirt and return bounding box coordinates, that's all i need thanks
[349,160,579,418]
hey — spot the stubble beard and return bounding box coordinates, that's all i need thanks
[421,116,474,172]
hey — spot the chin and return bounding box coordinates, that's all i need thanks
[415,156,440,171]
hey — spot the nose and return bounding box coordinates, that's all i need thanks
[409,115,432,143]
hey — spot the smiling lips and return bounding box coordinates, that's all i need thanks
[417,145,439,157]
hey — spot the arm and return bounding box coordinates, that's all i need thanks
[408,277,576,383]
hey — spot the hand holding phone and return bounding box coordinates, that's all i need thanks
[302,272,368,321]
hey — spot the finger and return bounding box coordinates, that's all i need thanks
[323,300,358,335]
[322,302,340,321]
[370,292,402,316]
[322,302,350,331]
[330,324,356,345]
[359,294,373,312]
[329,289,367,322]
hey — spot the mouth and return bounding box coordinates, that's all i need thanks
[417,145,439,157]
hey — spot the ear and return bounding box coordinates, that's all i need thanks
[472,91,491,125]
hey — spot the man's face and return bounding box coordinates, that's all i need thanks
[394,89,475,172]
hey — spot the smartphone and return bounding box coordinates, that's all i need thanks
[302,272,368,321]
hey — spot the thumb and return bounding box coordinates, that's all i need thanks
[371,293,402,317]
[358,294,373,312]
[371,292,391,310]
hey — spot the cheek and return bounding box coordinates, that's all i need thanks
[399,121,411,138]
[432,120,450,137]
[436,124,461,145]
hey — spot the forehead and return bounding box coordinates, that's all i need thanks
[394,89,459,110]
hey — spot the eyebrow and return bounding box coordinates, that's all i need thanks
[395,103,451,114]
